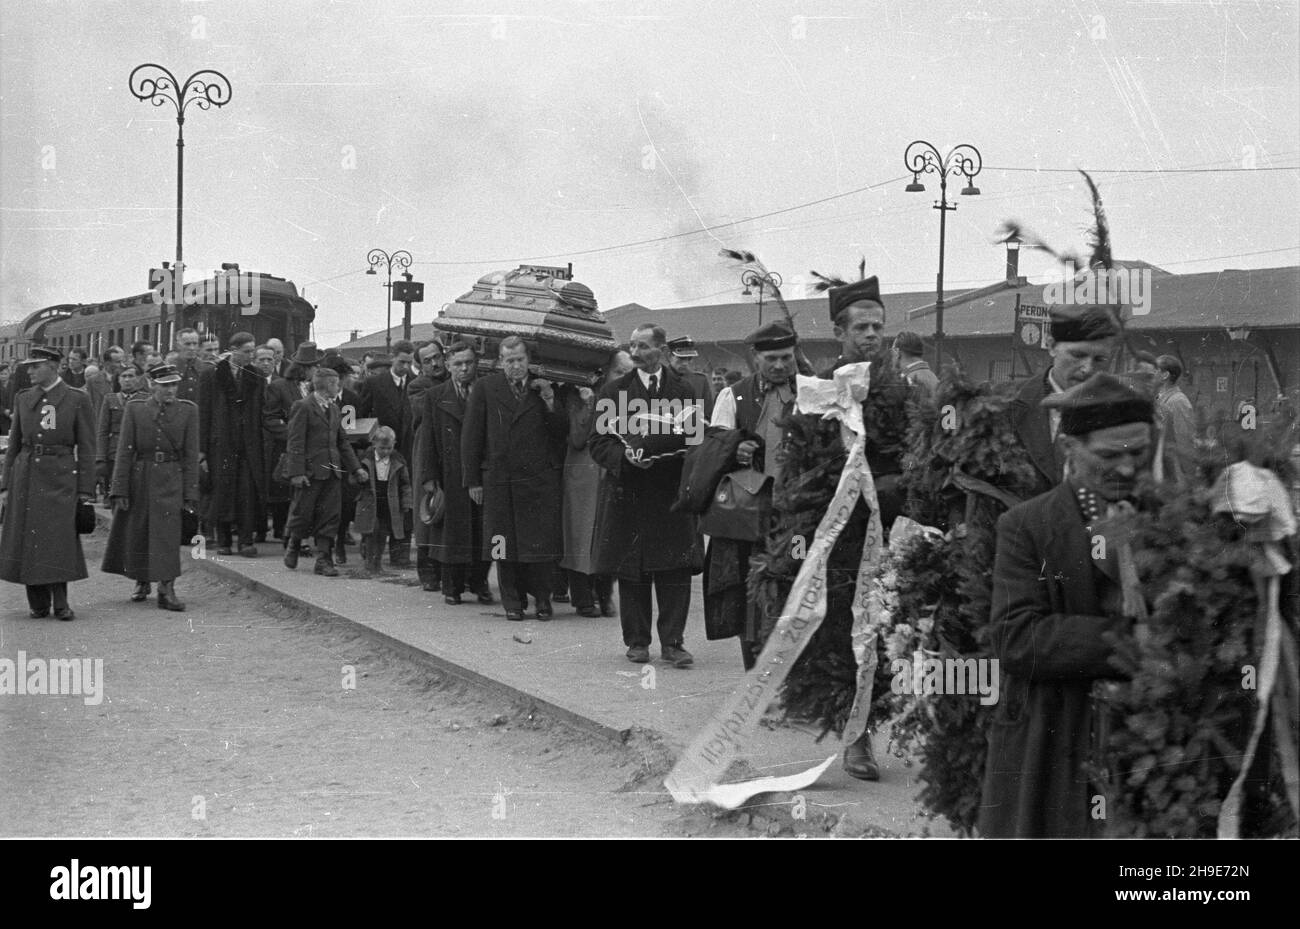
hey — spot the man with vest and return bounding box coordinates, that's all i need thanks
[705,320,799,669]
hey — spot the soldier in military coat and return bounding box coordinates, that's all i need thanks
[102,363,200,610]
[0,346,97,620]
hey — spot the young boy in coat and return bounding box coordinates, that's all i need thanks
[355,425,413,573]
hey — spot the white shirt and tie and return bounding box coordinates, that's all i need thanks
[637,366,662,396]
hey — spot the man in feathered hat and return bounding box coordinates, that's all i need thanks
[980,371,1156,837]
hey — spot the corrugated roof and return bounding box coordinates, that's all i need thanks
[601,264,1299,343]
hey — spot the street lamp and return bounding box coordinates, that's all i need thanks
[903,139,983,371]
[740,269,782,328]
[129,64,232,348]
[366,248,413,353]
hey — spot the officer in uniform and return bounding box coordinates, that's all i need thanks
[102,363,200,611]
[0,346,97,620]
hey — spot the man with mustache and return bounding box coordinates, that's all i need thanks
[980,372,1156,837]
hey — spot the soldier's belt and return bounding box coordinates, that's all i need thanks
[25,443,73,456]
[147,451,183,463]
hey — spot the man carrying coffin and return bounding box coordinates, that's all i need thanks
[980,372,1156,837]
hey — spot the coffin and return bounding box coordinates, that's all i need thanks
[432,264,618,386]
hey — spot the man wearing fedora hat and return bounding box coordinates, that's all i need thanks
[263,342,323,547]
[102,363,199,611]
[0,346,97,620]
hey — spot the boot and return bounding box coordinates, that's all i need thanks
[335,536,347,565]
[314,537,339,577]
[157,580,186,612]
[130,581,152,602]
[283,535,301,570]
[842,731,880,781]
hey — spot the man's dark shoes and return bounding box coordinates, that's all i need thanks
[157,589,186,612]
[53,608,75,622]
[476,587,494,604]
[29,609,50,619]
[661,645,694,669]
[130,581,152,602]
[626,645,651,664]
[506,610,524,622]
[238,544,259,558]
[576,604,600,618]
[444,594,463,605]
[842,732,880,781]
[283,543,300,570]
[536,607,553,622]
[314,554,338,577]
[422,579,440,592]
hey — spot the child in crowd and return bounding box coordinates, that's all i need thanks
[355,424,413,572]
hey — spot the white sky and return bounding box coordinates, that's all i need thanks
[2,0,1297,345]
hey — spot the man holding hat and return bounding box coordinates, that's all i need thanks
[102,362,199,611]
[980,371,1156,837]
[1010,305,1121,498]
[0,346,97,620]
[666,335,714,420]
[282,365,368,577]
[705,319,799,669]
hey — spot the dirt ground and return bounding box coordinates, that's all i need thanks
[0,539,794,838]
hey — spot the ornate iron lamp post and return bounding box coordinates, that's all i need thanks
[129,64,232,347]
[365,249,413,353]
[903,140,983,371]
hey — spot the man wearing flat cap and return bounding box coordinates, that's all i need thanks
[102,363,199,611]
[1009,305,1121,498]
[705,320,799,669]
[0,346,97,621]
[666,335,715,421]
[980,371,1156,837]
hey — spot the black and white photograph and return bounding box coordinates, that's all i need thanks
[0,0,1296,896]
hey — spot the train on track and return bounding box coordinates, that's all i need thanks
[0,265,315,364]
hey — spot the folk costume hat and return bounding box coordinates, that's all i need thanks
[19,346,62,366]
[746,320,797,352]
[1041,371,1154,437]
[146,362,182,384]
[1048,305,1120,343]
[810,257,885,324]
[290,342,326,365]
[666,335,699,358]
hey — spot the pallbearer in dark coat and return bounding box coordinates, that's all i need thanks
[422,340,491,605]
[0,346,96,620]
[980,373,1155,838]
[102,364,200,610]
[282,366,367,576]
[199,333,266,556]
[461,337,567,620]
[588,325,700,668]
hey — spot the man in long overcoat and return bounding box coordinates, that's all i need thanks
[408,340,449,590]
[423,340,490,604]
[283,366,366,576]
[462,336,566,620]
[102,363,199,610]
[199,332,266,556]
[358,339,416,566]
[980,372,1154,837]
[588,324,700,667]
[0,346,96,620]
